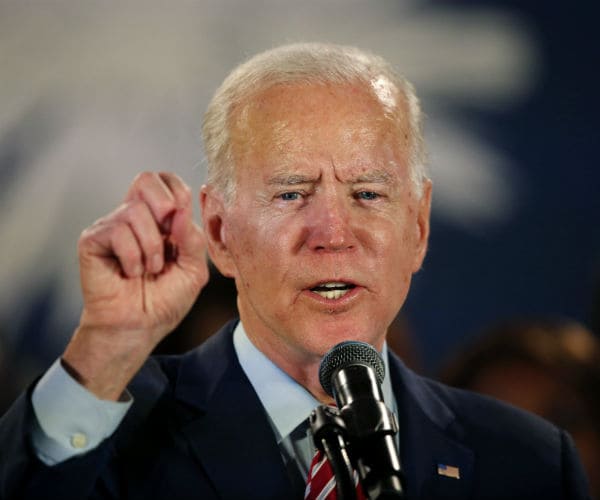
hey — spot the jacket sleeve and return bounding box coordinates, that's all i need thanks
[0,385,118,500]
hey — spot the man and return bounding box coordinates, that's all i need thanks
[0,43,590,499]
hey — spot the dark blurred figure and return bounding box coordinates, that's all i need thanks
[0,337,21,415]
[441,319,600,498]
[386,314,423,374]
[592,268,600,337]
[0,338,12,414]
[153,264,238,355]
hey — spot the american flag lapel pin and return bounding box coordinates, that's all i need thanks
[437,463,460,480]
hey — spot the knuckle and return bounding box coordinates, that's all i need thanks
[78,222,103,250]
[77,231,92,252]
[154,195,170,211]
[156,200,176,220]
[79,225,93,241]
[161,172,192,204]
[123,199,145,219]
[134,171,157,185]
[112,224,140,257]
[123,246,141,264]
[128,172,158,200]
[111,221,128,238]
[147,238,163,255]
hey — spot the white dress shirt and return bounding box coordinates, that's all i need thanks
[31,322,398,472]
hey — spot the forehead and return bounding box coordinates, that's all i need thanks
[228,82,411,175]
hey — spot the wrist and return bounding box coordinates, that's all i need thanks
[62,324,154,401]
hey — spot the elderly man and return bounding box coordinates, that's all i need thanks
[0,43,590,499]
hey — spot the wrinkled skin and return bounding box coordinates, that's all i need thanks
[64,172,209,400]
[202,82,431,400]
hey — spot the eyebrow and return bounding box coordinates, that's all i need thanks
[354,170,392,184]
[266,174,318,186]
[266,169,393,186]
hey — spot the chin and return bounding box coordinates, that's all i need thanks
[303,322,384,356]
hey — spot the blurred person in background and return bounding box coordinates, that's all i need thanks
[592,269,600,337]
[152,265,238,355]
[384,314,423,375]
[0,337,20,415]
[441,318,600,498]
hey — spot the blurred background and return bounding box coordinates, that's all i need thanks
[1,0,599,492]
[0,0,599,426]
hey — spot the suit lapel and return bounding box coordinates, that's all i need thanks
[389,355,474,500]
[164,322,474,499]
[171,322,299,500]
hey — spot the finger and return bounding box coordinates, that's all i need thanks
[80,221,143,278]
[157,172,193,233]
[125,172,178,231]
[110,222,145,278]
[159,172,192,207]
[113,201,165,274]
[157,172,199,263]
[170,203,208,271]
[175,219,209,291]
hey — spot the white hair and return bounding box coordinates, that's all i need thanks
[202,42,428,202]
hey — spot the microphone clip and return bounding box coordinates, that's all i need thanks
[309,405,358,500]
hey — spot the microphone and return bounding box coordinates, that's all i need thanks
[319,341,404,499]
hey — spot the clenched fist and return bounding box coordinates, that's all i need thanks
[63,172,209,400]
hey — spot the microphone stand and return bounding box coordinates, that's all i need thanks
[315,340,405,499]
[334,365,404,499]
[309,405,357,500]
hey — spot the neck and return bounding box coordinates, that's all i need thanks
[242,326,335,405]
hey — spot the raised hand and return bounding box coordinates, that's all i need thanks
[63,172,209,400]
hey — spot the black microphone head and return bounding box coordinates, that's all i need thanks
[319,341,385,397]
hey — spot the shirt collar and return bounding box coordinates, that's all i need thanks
[233,322,396,442]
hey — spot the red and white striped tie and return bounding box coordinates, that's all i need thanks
[304,449,366,500]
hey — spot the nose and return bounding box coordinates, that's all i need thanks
[305,192,355,252]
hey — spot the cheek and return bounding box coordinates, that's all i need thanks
[362,216,411,260]
[363,219,418,299]
[227,214,290,277]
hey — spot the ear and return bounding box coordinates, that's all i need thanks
[411,179,432,273]
[200,185,236,278]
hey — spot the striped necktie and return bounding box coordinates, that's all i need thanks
[304,448,366,500]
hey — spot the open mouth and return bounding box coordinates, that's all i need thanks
[310,282,356,300]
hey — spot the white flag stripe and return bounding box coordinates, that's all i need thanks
[437,463,460,479]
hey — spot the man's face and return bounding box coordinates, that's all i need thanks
[203,82,431,367]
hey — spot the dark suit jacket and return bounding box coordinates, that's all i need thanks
[0,320,591,499]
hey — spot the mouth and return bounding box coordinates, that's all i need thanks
[309,281,357,300]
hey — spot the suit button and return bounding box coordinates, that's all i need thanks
[70,432,88,449]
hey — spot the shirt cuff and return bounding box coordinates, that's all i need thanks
[31,358,133,465]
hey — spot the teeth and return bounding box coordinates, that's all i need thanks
[321,282,347,289]
[310,281,356,299]
[314,289,350,300]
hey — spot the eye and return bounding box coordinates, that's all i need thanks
[355,191,380,201]
[279,191,302,201]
